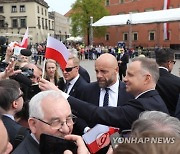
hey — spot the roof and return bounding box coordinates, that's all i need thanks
[92,8,180,27]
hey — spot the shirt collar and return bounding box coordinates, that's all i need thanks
[100,78,119,93]
[68,74,80,85]
[159,66,168,72]
[3,114,14,120]
[135,89,155,99]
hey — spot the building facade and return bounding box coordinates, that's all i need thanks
[93,0,180,48]
[0,0,70,44]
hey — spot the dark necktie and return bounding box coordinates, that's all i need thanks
[64,82,71,93]
[103,88,110,106]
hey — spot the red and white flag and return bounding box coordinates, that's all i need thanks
[45,36,70,70]
[82,124,119,153]
[20,27,28,48]
[163,0,170,40]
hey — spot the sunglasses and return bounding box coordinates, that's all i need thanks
[64,66,77,72]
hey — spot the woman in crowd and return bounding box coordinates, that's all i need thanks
[44,59,65,90]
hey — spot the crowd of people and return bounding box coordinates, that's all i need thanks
[0,40,180,154]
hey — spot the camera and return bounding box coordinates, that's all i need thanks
[20,67,34,78]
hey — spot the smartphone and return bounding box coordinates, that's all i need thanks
[39,133,77,154]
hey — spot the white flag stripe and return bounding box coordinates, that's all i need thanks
[47,36,69,61]
[82,124,109,144]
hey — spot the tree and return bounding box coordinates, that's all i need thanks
[70,0,109,45]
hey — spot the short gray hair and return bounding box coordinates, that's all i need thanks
[132,111,180,137]
[29,90,65,119]
[132,57,159,83]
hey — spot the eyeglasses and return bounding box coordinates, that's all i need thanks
[33,114,77,130]
[64,66,77,72]
[15,92,24,100]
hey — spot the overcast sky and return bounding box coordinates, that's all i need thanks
[44,0,76,15]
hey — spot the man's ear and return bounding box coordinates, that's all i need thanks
[144,74,151,84]
[28,118,37,134]
[12,101,18,109]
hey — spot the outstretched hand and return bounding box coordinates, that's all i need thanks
[0,59,21,80]
[39,78,59,91]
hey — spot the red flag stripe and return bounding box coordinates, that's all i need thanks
[45,47,67,70]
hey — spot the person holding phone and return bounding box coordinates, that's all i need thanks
[12,90,89,154]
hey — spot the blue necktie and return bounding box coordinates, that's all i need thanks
[103,88,110,106]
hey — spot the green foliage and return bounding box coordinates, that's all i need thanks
[70,0,109,38]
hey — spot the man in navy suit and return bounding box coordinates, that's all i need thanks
[79,53,133,133]
[13,90,89,154]
[155,48,180,116]
[0,79,29,150]
[39,57,169,130]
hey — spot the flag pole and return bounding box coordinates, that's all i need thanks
[42,33,50,79]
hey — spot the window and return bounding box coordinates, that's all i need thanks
[0,6,3,13]
[119,0,124,4]
[49,20,51,30]
[149,31,155,41]
[45,9,47,16]
[20,5,25,12]
[105,34,109,41]
[11,6,17,13]
[105,0,110,6]
[12,19,18,28]
[45,19,48,29]
[42,18,44,29]
[42,8,43,15]
[133,32,138,41]
[0,20,4,28]
[37,6,39,13]
[20,18,26,27]
[38,17,41,28]
[123,33,128,41]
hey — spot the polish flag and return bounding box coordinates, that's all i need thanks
[82,124,119,153]
[20,27,28,48]
[45,36,70,70]
[163,0,170,40]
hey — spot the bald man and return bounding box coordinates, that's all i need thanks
[78,53,133,134]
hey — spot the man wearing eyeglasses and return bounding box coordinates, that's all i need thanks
[0,79,28,150]
[13,90,89,154]
[155,48,180,116]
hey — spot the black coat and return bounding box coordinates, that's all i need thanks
[156,68,180,116]
[68,90,169,130]
[12,134,40,154]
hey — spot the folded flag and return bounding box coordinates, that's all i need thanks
[45,36,70,70]
[82,124,119,153]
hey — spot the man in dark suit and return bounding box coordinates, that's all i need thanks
[39,57,169,130]
[0,112,13,154]
[80,53,133,133]
[117,49,129,80]
[13,90,88,154]
[62,56,88,98]
[155,48,180,116]
[0,79,29,150]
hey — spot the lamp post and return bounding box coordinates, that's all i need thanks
[89,16,93,46]
[127,12,132,49]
